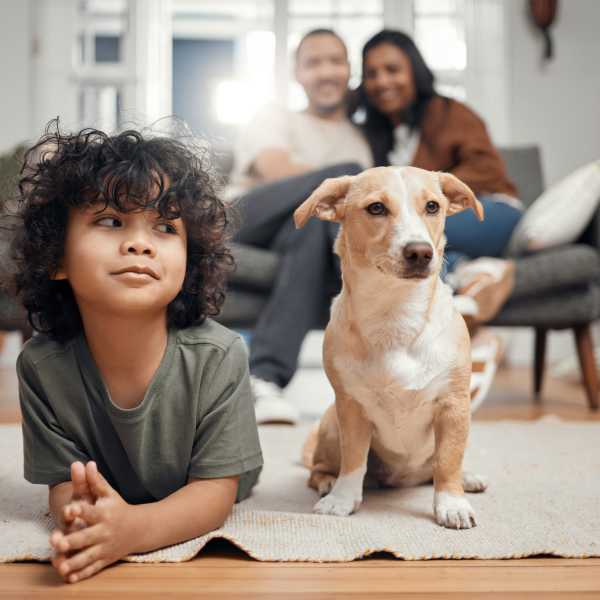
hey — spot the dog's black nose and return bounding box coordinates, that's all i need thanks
[403,242,433,268]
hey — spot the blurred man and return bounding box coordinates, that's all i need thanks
[227,29,371,196]
[226,29,372,425]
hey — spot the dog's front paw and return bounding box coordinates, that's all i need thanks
[434,492,476,529]
[313,492,361,516]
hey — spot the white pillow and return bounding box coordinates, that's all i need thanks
[508,160,600,254]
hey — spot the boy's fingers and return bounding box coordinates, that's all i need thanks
[51,552,68,572]
[59,544,103,578]
[65,516,88,533]
[65,501,101,525]
[86,462,112,497]
[67,559,107,584]
[59,524,105,553]
[50,529,65,549]
[63,502,81,521]
[71,462,92,501]
[63,504,89,529]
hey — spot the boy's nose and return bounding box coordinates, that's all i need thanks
[121,239,156,257]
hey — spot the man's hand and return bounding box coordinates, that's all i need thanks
[50,462,138,583]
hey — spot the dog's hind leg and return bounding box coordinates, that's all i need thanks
[309,468,337,497]
[462,471,488,493]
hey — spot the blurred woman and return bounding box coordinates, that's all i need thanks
[355,29,523,323]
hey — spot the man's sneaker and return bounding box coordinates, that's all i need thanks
[448,258,516,326]
[250,376,300,425]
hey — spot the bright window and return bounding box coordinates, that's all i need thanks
[413,0,467,100]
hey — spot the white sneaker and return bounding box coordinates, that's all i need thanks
[250,376,300,425]
[470,331,503,413]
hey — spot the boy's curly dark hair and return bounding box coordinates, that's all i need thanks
[12,119,234,342]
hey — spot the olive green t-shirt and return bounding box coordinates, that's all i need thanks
[18,320,263,504]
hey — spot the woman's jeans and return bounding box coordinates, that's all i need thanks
[444,195,524,275]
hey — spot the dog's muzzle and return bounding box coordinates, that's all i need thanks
[400,242,434,278]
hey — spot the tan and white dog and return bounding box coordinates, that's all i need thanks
[294,166,488,529]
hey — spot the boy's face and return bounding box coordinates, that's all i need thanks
[54,202,187,320]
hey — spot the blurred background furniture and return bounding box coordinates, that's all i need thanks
[217,146,600,410]
[2,144,598,408]
[0,145,32,341]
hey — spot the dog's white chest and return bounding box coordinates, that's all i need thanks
[384,342,449,391]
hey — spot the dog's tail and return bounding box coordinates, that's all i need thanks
[301,423,320,469]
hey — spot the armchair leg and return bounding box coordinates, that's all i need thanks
[573,324,599,411]
[534,328,547,402]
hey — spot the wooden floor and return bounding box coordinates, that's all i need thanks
[1,360,599,599]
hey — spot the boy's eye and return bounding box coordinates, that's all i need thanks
[156,222,177,234]
[96,216,122,228]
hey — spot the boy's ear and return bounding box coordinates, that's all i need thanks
[51,264,67,280]
[439,172,484,221]
[293,176,354,229]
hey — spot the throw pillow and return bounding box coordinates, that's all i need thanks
[506,160,600,255]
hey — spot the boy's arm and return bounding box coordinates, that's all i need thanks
[50,462,239,583]
[49,482,73,530]
[131,475,239,553]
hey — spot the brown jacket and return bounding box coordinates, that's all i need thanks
[412,97,517,197]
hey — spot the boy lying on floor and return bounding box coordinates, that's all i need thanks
[10,122,263,583]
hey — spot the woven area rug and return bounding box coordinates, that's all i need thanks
[1,419,599,563]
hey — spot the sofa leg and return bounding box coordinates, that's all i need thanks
[574,324,599,411]
[533,328,547,402]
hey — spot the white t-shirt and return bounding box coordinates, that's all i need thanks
[388,124,420,167]
[226,104,373,199]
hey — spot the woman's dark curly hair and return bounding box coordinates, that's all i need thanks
[12,119,234,342]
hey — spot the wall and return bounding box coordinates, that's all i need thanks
[505,0,600,186]
[0,1,32,153]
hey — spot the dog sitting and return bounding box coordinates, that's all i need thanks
[294,166,489,530]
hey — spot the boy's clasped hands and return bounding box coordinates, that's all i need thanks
[50,461,140,583]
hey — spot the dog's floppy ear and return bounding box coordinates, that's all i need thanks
[439,173,484,221]
[293,176,353,229]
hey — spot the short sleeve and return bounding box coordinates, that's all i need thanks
[17,353,90,486]
[188,338,263,489]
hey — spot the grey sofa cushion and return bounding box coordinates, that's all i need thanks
[491,284,600,329]
[511,244,600,300]
[498,146,544,207]
[219,288,268,327]
[229,243,279,292]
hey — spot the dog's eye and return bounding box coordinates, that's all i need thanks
[366,202,387,216]
[425,200,440,215]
